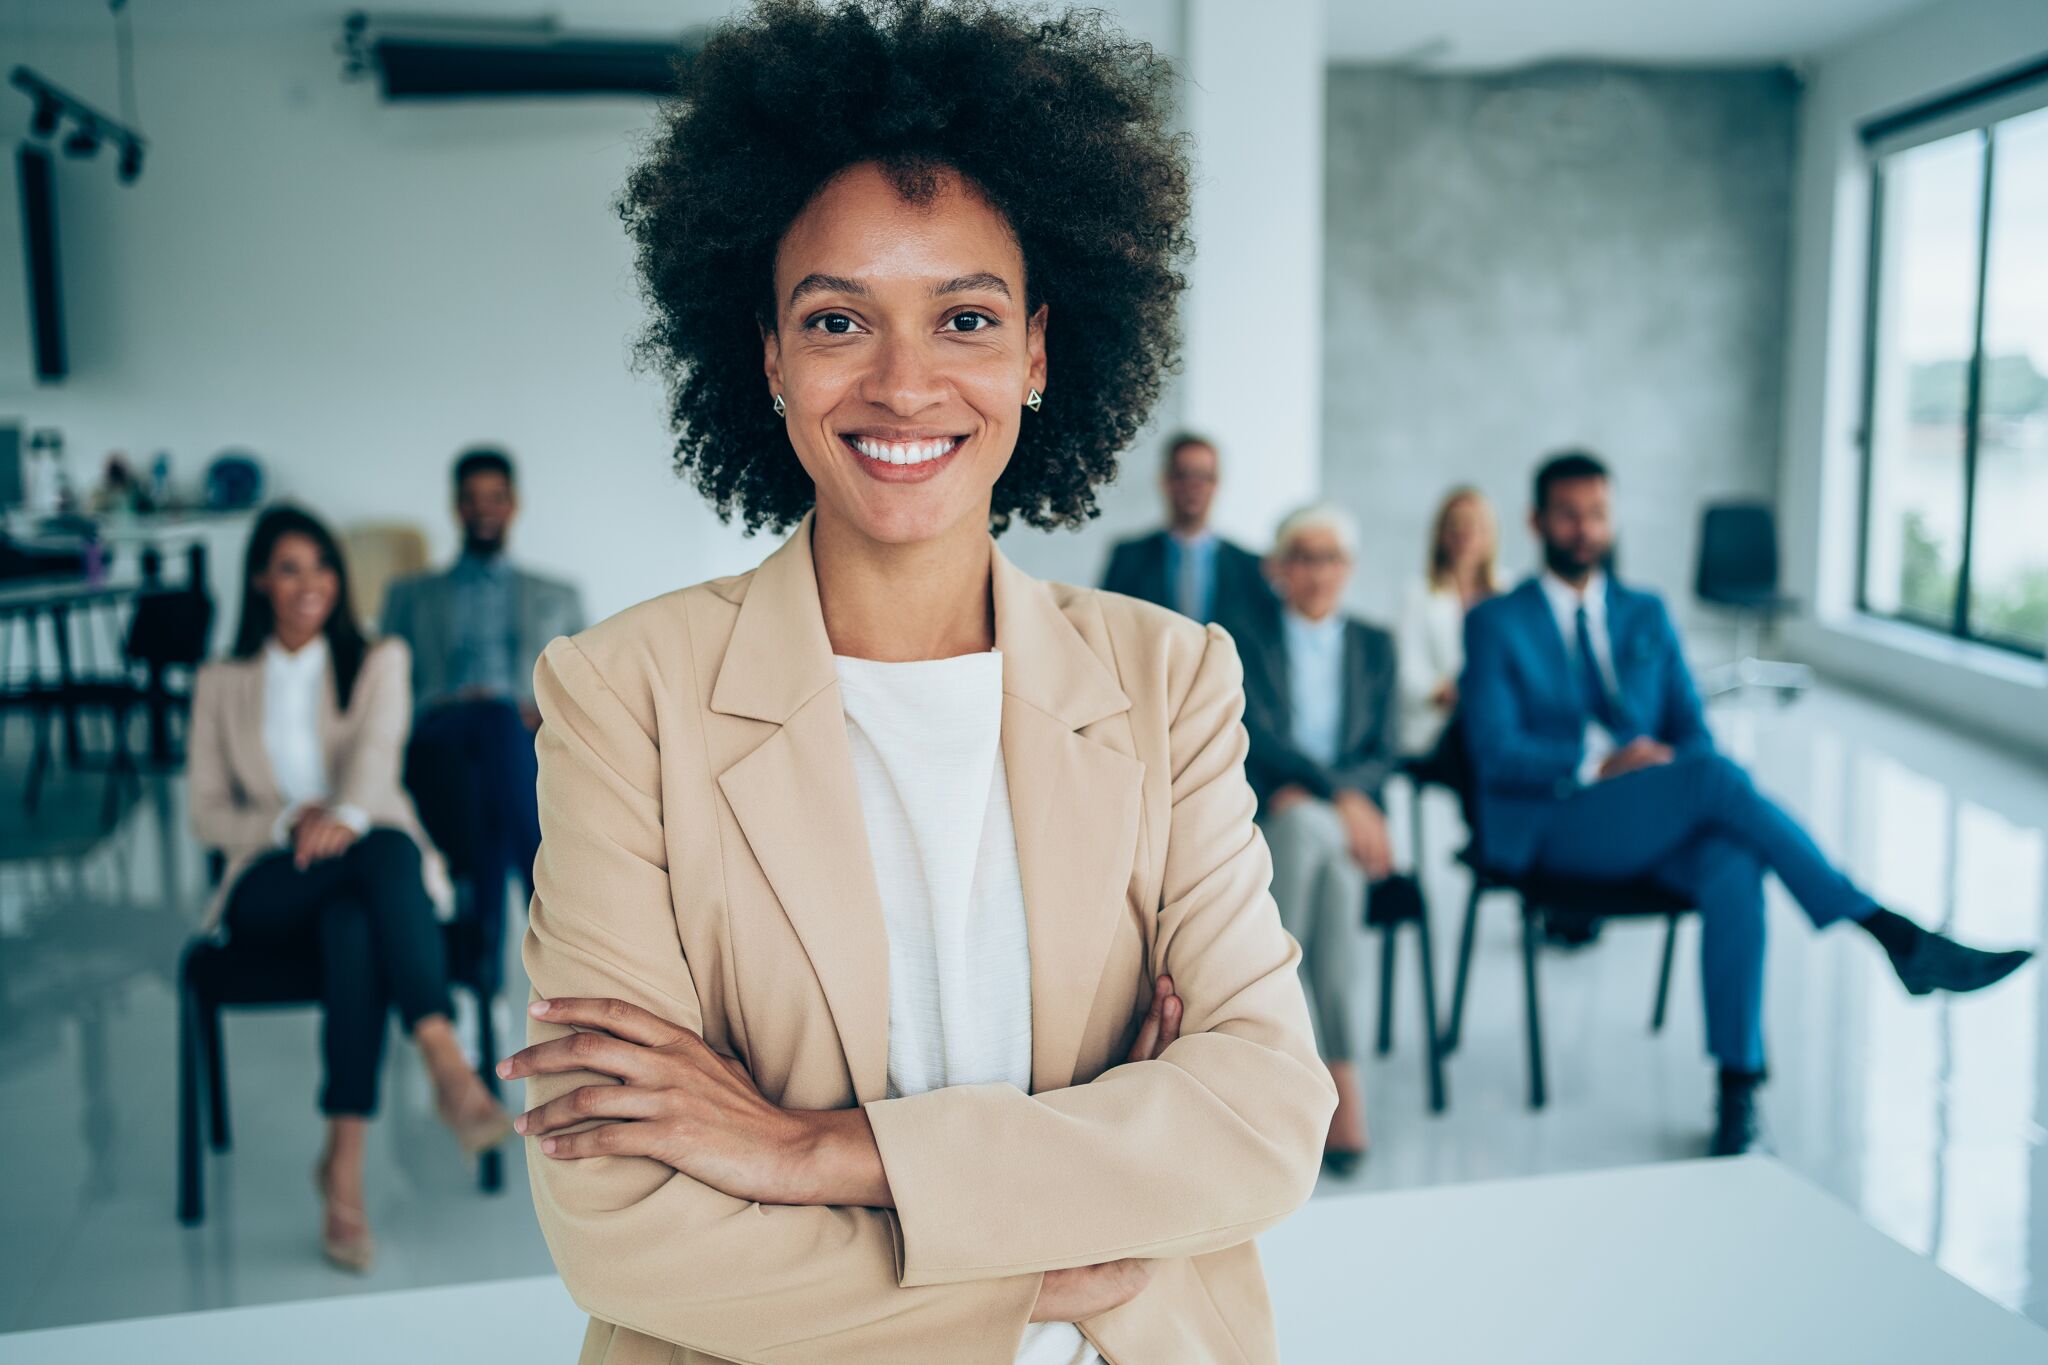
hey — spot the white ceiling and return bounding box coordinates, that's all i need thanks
[1322,0,1938,69]
[7,0,1941,67]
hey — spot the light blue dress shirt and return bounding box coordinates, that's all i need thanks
[1162,530,1220,623]
[1282,608,1346,770]
[445,552,520,700]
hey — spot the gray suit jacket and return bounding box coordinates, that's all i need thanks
[380,561,585,709]
[1220,589,1398,812]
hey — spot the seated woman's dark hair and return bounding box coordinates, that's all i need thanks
[232,504,370,708]
[621,0,1192,535]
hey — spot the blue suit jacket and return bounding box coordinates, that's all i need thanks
[1459,577,1712,871]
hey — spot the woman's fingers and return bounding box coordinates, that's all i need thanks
[1126,976,1182,1064]
[1157,990,1182,1052]
[499,1028,653,1083]
[535,1120,655,1162]
[528,997,691,1048]
[515,1083,660,1138]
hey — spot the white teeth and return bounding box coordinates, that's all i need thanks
[851,436,957,465]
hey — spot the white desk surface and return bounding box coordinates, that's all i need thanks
[6,1157,2043,1364]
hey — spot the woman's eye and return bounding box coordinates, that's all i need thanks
[808,313,859,335]
[946,311,996,333]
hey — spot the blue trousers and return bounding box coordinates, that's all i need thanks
[1528,752,1875,1072]
[403,698,541,992]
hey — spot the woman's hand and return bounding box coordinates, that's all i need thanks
[1430,677,1458,711]
[501,997,862,1207]
[291,807,358,869]
[1031,1258,1153,1323]
[1126,973,1181,1064]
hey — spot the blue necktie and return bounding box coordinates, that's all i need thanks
[1574,604,1630,738]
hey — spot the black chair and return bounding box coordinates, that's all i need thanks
[1695,502,1810,701]
[175,893,507,1226]
[1428,717,1695,1110]
[1365,870,1446,1114]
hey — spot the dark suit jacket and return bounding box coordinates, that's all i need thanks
[1100,528,1272,625]
[1220,589,1398,812]
[1459,577,1712,871]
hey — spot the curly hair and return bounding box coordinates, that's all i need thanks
[619,0,1192,535]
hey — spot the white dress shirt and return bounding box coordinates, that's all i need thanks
[1535,569,1622,787]
[833,649,1096,1365]
[262,636,366,845]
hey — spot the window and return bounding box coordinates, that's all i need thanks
[1858,71,2048,658]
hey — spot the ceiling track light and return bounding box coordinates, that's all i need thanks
[9,66,146,184]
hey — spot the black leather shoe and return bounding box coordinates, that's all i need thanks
[1889,936,2033,998]
[1322,1149,1364,1178]
[1710,1085,1759,1158]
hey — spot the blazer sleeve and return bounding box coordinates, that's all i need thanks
[187,665,283,852]
[1650,599,1714,756]
[520,637,1043,1365]
[331,642,414,817]
[862,623,1337,1285]
[1460,602,1583,794]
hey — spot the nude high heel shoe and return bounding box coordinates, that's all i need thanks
[435,1073,515,1157]
[313,1160,376,1274]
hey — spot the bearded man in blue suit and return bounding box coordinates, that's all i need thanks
[1461,450,2030,1156]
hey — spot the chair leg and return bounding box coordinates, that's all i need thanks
[1444,884,1483,1055]
[200,999,230,1152]
[1520,902,1547,1111]
[1375,919,1397,1056]
[1651,912,1680,1033]
[177,979,205,1225]
[475,987,504,1194]
[1414,903,1447,1114]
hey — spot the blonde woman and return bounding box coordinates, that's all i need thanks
[1397,486,1500,756]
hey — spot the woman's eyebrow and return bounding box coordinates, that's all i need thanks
[787,273,869,307]
[930,272,1011,299]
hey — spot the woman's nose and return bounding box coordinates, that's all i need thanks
[859,333,947,415]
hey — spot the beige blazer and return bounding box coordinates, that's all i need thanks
[523,514,1336,1365]
[187,638,451,933]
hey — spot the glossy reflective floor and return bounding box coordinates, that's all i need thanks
[0,680,2043,1333]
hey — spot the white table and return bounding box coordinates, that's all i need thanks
[6,1158,2043,1364]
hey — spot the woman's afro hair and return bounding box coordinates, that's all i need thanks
[619,0,1192,535]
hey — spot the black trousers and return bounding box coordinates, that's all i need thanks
[223,828,454,1117]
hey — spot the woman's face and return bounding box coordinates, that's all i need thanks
[258,531,338,642]
[1442,498,1488,570]
[764,161,1048,547]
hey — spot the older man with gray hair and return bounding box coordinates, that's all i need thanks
[1217,502,1397,1175]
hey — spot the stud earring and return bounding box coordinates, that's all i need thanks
[772,394,786,418]
[1024,388,1043,413]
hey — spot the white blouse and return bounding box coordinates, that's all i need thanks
[833,650,1096,1365]
[1396,580,1466,757]
[262,636,366,845]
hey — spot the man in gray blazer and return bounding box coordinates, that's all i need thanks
[380,447,584,988]
[1216,502,1396,1174]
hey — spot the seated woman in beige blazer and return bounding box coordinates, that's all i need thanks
[494,6,1335,1363]
[188,505,511,1273]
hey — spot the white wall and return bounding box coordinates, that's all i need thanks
[1777,0,2048,759]
[5,1,1279,624]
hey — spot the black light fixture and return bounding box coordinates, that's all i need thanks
[10,67,144,184]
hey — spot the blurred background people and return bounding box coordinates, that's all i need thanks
[1100,432,1271,624]
[1223,504,1397,1173]
[1461,452,2033,1156]
[187,505,511,1273]
[380,448,583,989]
[1397,485,1500,758]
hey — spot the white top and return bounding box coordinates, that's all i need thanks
[261,636,366,845]
[1536,569,1621,786]
[1395,580,1467,757]
[833,650,1096,1365]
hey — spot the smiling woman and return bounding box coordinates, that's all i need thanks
[507,4,1336,1364]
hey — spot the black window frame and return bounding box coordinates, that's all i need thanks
[1853,55,2048,661]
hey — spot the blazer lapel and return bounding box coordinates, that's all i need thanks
[225,655,282,808]
[711,518,893,1104]
[992,547,1143,1093]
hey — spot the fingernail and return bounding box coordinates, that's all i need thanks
[529,1000,549,1016]
[513,1115,527,1134]
[540,1138,556,1155]
[496,1061,511,1078]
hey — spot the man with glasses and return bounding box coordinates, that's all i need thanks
[1100,432,1271,625]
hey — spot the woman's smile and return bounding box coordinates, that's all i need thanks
[841,431,966,482]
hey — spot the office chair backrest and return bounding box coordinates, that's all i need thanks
[1695,503,1780,607]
